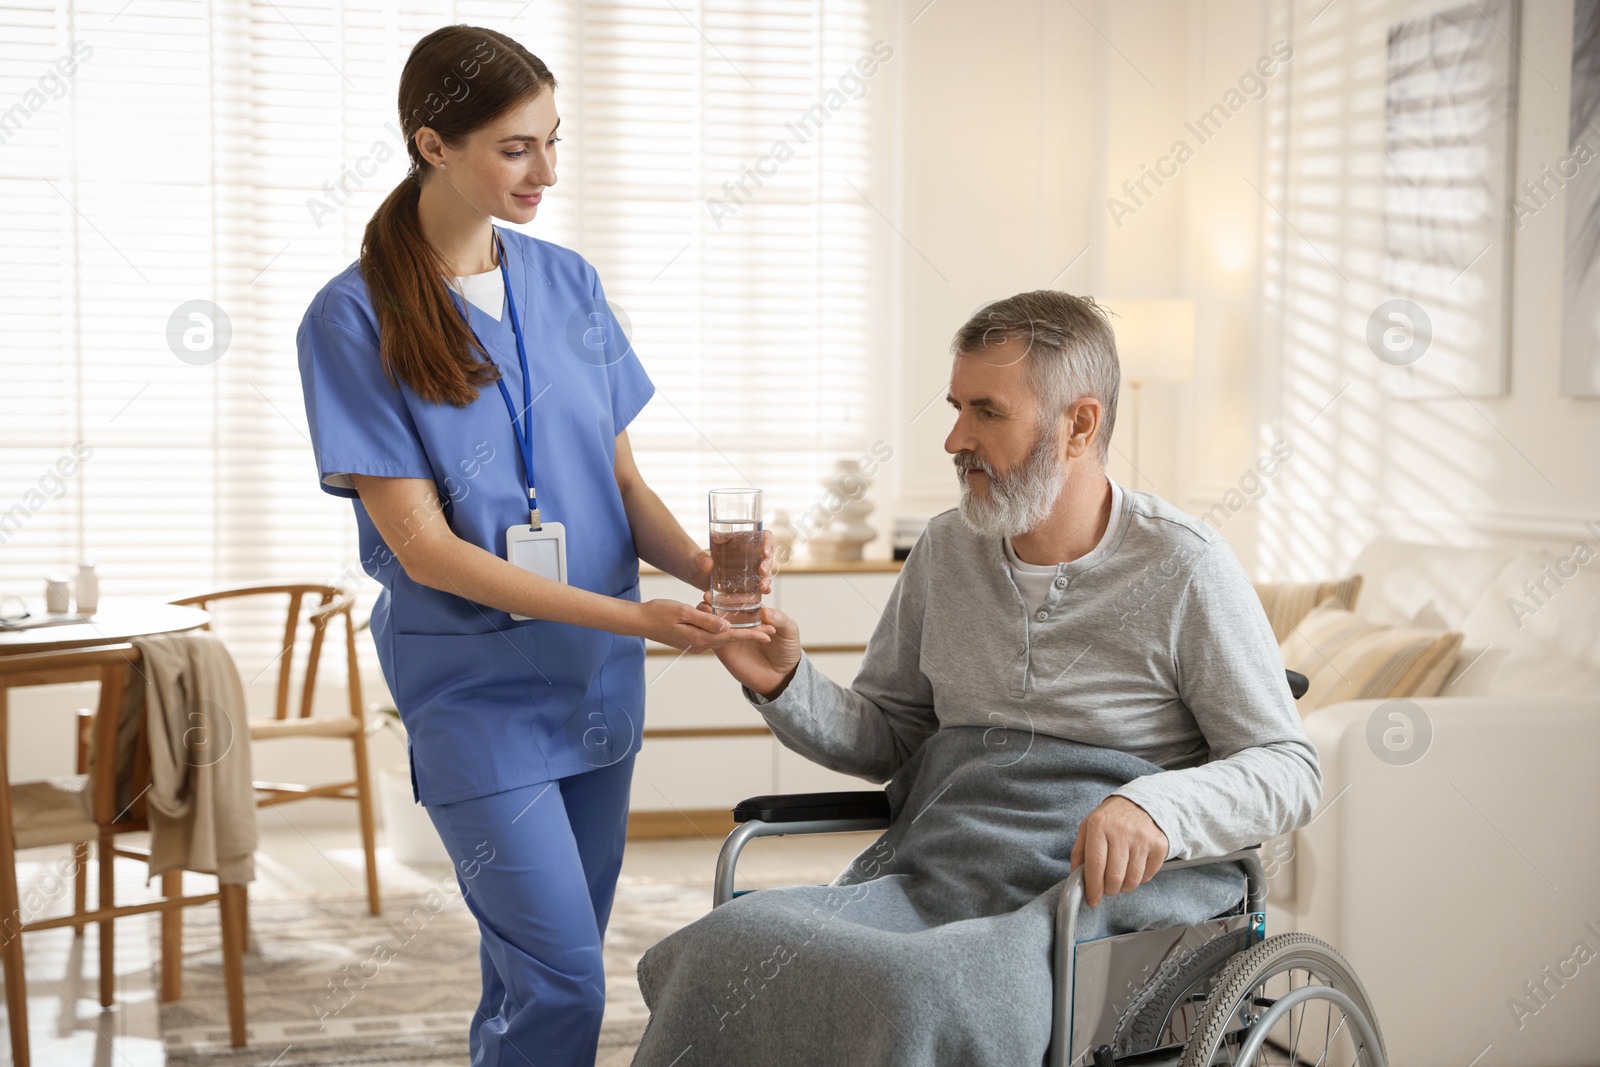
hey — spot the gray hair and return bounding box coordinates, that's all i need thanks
[950,290,1120,463]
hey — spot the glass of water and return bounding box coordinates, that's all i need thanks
[708,488,763,627]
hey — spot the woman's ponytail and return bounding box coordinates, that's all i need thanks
[358,25,557,407]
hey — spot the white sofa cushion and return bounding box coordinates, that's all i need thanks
[1442,549,1600,697]
[1346,537,1516,629]
[1344,536,1600,698]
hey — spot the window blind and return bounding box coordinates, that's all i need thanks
[0,0,889,685]
[1255,0,1519,579]
[1255,0,1382,580]
[554,1,889,541]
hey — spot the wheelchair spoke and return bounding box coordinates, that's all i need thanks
[1262,968,1320,1067]
[1320,983,1332,1065]
[1184,948,1382,1067]
[1288,969,1306,1063]
[1309,1008,1350,1067]
[1253,975,1333,1067]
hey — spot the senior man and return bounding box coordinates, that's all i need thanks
[710,288,1321,910]
[629,290,1323,1067]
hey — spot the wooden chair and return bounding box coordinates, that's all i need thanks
[161,583,381,916]
[0,642,248,1066]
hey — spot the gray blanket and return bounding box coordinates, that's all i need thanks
[631,726,1248,1067]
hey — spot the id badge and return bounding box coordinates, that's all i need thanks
[504,521,568,621]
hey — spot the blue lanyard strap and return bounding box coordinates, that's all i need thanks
[461,228,540,528]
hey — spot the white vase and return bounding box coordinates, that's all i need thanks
[771,509,798,565]
[75,561,99,615]
[805,459,877,562]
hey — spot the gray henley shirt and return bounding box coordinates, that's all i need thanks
[742,483,1323,861]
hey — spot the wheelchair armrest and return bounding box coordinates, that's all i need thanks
[1286,669,1309,700]
[733,790,891,825]
[715,791,892,908]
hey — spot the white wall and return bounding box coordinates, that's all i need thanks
[887,0,1600,579]
[886,0,1282,562]
[888,0,1105,521]
[1252,0,1600,579]
[1105,0,1277,560]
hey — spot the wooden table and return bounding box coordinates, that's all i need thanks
[0,599,232,1064]
[0,602,210,657]
[0,600,213,767]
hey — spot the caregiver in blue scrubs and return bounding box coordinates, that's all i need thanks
[294,25,774,1067]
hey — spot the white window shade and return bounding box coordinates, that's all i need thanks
[1255,0,1521,578]
[551,1,889,538]
[0,0,891,683]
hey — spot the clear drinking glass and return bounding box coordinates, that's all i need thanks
[708,488,763,628]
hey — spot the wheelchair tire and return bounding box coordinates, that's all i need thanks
[1178,932,1387,1067]
[1111,926,1255,1056]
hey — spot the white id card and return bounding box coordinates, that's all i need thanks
[505,521,567,621]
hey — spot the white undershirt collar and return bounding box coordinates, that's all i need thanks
[448,265,504,321]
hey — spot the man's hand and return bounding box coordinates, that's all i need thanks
[699,603,802,700]
[1069,796,1169,908]
[691,528,776,594]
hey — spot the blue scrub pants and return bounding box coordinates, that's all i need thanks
[426,753,636,1067]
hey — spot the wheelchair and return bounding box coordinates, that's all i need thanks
[710,669,1388,1067]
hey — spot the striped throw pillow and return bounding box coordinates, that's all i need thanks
[1279,604,1462,714]
[1253,576,1364,644]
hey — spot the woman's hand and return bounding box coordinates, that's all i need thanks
[634,599,776,654]
[691,528,776,594]
[699,603,802,700]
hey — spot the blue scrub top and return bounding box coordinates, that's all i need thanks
[296,227,655,806]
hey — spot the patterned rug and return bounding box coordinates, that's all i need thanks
[157,875,710,1066]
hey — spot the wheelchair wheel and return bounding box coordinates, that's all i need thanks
[1112,926,1256,1054]
[1178,933,1387,1067]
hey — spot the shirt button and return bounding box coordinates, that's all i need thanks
[1053,577,1067,589]
[1035,610,1048,621]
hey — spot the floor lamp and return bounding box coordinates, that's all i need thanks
[1101,298,1196,490]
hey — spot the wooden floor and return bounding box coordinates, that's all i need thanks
[0,818,875,1066]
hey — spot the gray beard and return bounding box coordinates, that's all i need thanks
[954,421,1065,539]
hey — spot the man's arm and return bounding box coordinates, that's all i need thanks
[1108,537,1324,860]
[733,534,939,782]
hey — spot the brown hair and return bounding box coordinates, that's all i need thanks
[360,25,557,406]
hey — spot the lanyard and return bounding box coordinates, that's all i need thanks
[458,228,541,529]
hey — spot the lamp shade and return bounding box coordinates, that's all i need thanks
[1102,298,1196,384]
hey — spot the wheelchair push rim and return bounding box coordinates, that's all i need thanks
[1178,932,1387,1067]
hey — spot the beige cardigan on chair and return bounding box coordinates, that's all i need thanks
[89,630,258,884]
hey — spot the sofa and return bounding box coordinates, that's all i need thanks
[1263,536,1600,1066]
